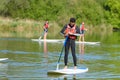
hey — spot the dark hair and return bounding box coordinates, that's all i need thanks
[70,18,76,22]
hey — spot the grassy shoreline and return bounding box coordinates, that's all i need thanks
[0,17,113,39]
[0,17,62,39]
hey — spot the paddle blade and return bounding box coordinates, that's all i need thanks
[39,36,42,39]
[56,64,59,70]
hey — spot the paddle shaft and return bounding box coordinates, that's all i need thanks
[39,29,47,39]
[56,36,68,70]
[57,46,64,64]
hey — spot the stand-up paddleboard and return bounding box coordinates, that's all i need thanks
[32,39,100,45]
[76,41,100,45]
[0,58,8,61]
[48,68,88,75]
[31,39,63,43]
[70,34,100,45]
[32,39,100,44]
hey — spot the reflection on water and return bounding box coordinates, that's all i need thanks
[79,43,85,63]
[0,63,8,80]
[0,63,8,75]
[48,74,78,80]
[63,75,77,80]
[0,31,120,80]
[38,39,48,58]
[43,39,48,58]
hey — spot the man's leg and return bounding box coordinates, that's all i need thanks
[64,39,70,69]
[71,39,77,69]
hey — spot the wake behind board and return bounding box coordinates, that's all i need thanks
[0,58,8,61]
[48,68,88,75]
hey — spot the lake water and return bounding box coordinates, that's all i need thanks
[0,32,120,80]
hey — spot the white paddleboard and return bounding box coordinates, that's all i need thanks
[48,68,88,75]
[76,41,100,45]
[0,58,8,61]
[31,39,63,43]
[32,39,100,45]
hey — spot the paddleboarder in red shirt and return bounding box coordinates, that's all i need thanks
[79,22,87,42]
[43,21,49,39]
[39,21,49,40]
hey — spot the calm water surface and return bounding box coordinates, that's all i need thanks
[0,32,120,80]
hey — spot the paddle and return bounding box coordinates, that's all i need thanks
[56,36,68,70]
[39,31,45,40]
[39,29,47,40]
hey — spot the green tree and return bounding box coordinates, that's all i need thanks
[104,0,120,28]
[0,0,10,16]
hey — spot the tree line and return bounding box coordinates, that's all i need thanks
[0,0,120,28]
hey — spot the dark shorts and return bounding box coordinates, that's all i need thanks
[44,29,48,32]
[80,30,84,34]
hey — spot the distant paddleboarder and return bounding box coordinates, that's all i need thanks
[39,20,49,40]
[60,18,80,69]
[79,22,87,42]
[43,21,49,39]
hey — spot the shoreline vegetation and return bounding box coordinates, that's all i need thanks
[0,0,120,39]
[0,17,113,39]
[0,17,62,39]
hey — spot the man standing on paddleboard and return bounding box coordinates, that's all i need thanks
[60,18,80,69]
